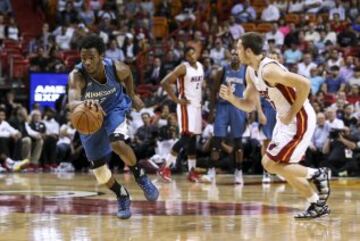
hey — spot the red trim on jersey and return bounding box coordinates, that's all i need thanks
[267,84,308,163]
[181,104,189,134]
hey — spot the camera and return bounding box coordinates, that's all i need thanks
[329,128,342,139]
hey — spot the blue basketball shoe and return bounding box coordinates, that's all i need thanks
[117,195,131,219]
[136,175,159,201]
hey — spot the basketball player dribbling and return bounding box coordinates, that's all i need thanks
[68,35,159,219]
[220,32,331,218]
[158,47,204,182]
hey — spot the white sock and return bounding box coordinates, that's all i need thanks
[5,158,15,165]
[188,159,196,171]
[209,167,216,177]
[306,168,317,179]
[165,153,177,168]
[307,193,319,203]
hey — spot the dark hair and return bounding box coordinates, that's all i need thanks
[79,34,106,54]
[184,46,195,55]
[0,108,6,113]
[330,65,340,71]
[240,32,264,55]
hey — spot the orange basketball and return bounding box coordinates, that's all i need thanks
[70,103,104,135]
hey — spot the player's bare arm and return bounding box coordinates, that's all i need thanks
[160,64,189,105]
[219,68,260,113]
[208,67,223,122]
[68,70,104,114]
[114,61,144,111]
[68,70,85,112]
[262,63,311,125]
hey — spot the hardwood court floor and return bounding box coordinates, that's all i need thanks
[0,172,359,241]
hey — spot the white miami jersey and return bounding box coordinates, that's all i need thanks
[177,61,204,107]
[247,57,313,118]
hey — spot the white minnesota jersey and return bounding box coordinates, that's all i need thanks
[247,57,312,118]
[177,61,204,107]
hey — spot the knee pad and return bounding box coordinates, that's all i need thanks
[92,164,112,185]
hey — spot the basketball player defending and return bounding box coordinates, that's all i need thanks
[204,49,266,184]
[158,47,204,182]
[220,33,330,218]
[68,35,159,219]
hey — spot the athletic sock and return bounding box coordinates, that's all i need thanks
[110,180,129,198]
[188,158,196,171]
[129,163,145,179]
[164,153,176,168]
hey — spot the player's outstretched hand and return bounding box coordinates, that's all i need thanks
[219,83,233,102]
[84,99,106,116]
[132,95,145,111]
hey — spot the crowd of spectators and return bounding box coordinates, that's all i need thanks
[0,0,360,177]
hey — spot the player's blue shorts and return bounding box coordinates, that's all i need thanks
[261,104,276,139]
[214,103,246,138]
[80,102,131,161]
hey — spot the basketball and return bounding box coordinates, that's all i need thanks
[70,103,104,135]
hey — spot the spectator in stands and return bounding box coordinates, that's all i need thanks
[155,0,171,18]
[56,113,76,165]
[327,48,344,68]
[297,52,317,78]
[42,108,59,167]
[97,2,117,22]
[304,0,322,14]
[231,0,256,23]
[284,43,303,65]
[324,23,338,45]
[0,14,6,41]
[122,34,138,63]
[133,112,158,160]
[55,26,72,50]
[59,1,79,25]
[305,22,320,43]
[0,107,28,172]
[339,56,355,81]
[329,0,346,21]
[89,0,102,12]
[30,47,49,72]
[273,0,288,14]
[175,0,197,23]
[1,90,20,118]
[324,66,346,94]
[146,57,165,85]
[261,0,280,22]
[347,0,360,22]
[72,0,84,11]
[5,17,19,41]
[140,0,154,16]
[306,112,329,168]
[342,104,358,127]
[310,67,325,95]
[337,24,358,48]
[288,0,304,13]
[284,23,299,48]
[79,3,95,26]
[326,107,345,129]
[47,47,66,73]
[321,126,359,176]
[27,110,45,165]
[105,39,125,62]
[210,38,228,67]
[228,16,244,41]
[347,84,360,105]
[349,67,360,86]
[0,0,11,14]
[265,23,284,47]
